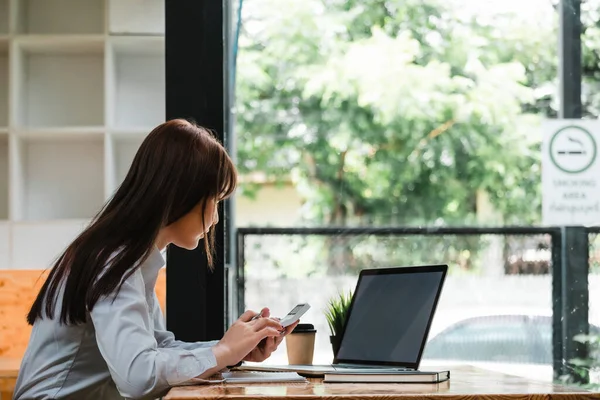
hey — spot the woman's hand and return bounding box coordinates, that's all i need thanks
[243,309,300,362]
[211,308,283,369]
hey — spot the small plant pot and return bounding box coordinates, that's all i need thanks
[330,335,341,357]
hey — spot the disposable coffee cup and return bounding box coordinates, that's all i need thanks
[285,323,316,365]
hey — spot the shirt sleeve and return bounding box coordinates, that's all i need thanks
[89,270,218,399]
[151,291,219,351]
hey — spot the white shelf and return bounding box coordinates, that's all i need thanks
[110,127,153,136]
[0,222,9,268]
[12,36,105,128]
[0,0,8,34]
[108,0,164,35]
[0,221,12,269]
[107,37,165,129]
[0,136,8,220]
[0,4,167,269]
[0,38,7,128]
[12,220,89,269]
[105,133,144,196]
[15,127,105,140]
[14,0,104,34]
[15,35,105,53]
[12,136,105,220]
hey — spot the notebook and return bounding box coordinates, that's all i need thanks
[239,264,448,380]
[323,370,450,383]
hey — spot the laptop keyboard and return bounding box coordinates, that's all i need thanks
[334,364,411,371]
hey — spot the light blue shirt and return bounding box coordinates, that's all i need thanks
[13,247,218,400]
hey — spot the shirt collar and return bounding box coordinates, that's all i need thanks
[140,246,166,287]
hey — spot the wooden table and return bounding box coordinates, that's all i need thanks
[0,358,20,400]
[164,365,600,400]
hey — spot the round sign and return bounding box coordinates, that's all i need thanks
[549,125,597,174]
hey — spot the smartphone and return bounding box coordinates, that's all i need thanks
[279,303,311,327]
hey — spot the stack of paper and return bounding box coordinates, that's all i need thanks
[222,371,307,383]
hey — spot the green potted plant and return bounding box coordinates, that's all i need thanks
[324,290,353,356]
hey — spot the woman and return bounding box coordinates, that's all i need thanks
[14,119,295,399]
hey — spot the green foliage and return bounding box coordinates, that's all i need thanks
[324,290,353,337]
[561,333,599,389]
[235,0,600,276]
[243,233,516,278]
[235,0,558,228]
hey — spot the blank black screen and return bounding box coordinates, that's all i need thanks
[336,271,444,364]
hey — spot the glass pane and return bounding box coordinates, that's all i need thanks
[231,0,589,385]
[241,232,553,382]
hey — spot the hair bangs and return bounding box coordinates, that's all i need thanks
[217,149,238,201]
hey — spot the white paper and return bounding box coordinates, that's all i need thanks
[222,371,307,383]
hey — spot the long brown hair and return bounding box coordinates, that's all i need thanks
[27,119,237,325]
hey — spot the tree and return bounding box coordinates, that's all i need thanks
[582,0,600,118]
[236,0,555,227]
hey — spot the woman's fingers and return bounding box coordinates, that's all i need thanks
[253,317,283,332]
[258,337,278,359]
[266,337,279,355]
[239,309,258,322]
[233,309,297,363]
[274,334,285,347]
[257,327,281,339]
[247,332,285,362]
[239,307,270,323]
[259,307,271,318]
[283,320,299,335]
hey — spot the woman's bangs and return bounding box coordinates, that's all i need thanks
[217,151,238,201]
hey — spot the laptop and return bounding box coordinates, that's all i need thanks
[239,264,448,377]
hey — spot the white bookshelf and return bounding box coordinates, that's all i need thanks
[107,36,165,130]
[11,36,105,129]
[0,0,165,269]
[0,0,8,35]
[12,136,105,221]
[12,220,89,269]
[0,136,8,220]
[0,37,7,130]
[0,136,8,221]
[0,221,9,268]
[108,0,164,35]
[105,132,144,196]
[14,0,104,35]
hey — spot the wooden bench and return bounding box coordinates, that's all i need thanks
[0,269,166,399]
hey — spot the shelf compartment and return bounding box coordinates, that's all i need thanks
[14,0,104,34]
[0,136,8,220]
[108,0,164,35]
[12,36,105,128]
[0,38,7,128]
[12,220,89,269]
[0,222,9,268]
[107,37,164,130]
[0,0,7,34]
[106,133,144,196]
[11,136,105,220]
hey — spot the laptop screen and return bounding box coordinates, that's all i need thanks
[334,265,447,369]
